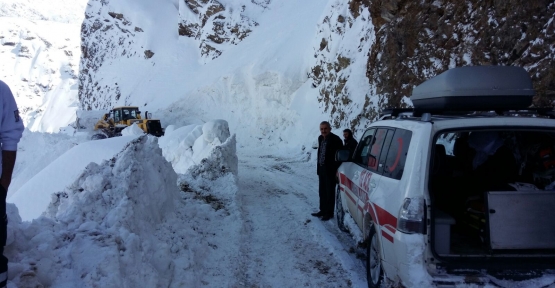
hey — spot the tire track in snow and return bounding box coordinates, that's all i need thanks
[233,152,367,287]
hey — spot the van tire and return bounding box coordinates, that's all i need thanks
[367,226,383,288]
[336,187,348,232]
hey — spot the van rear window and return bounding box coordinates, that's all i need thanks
[382,129,412,180]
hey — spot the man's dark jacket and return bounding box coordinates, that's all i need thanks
[344,137,358,156]
[317,132,344,176]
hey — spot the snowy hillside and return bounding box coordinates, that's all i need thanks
[3,0,555,287]
[0,0,86,132]
[78,0,336,149]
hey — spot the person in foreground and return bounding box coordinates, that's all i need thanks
[0,80,25,288]
[312,121,343,221]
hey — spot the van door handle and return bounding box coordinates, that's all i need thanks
[370,183,376,188]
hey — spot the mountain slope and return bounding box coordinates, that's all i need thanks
[79,0,332,148]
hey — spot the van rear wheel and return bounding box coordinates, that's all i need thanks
[367,226,383,288]
[336,187,348,232]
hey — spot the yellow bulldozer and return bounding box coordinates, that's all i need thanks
[92,106,164,139]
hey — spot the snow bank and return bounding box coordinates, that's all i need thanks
[158,120,238,177]
[74,110,107,131]
[6,135,180,287]
[6,133,243,287]
[8,135,141,221]
[45,136,178,228]
[8,130,86,198]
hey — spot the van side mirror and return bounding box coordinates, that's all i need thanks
[336,149,352,162]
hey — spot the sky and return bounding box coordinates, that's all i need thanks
[1,0,555,287]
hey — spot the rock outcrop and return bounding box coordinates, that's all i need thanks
[311,0,555,129]
[178,0,262,61]
[79,0,144,110]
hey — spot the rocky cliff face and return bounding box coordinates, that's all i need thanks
[368,0,555,106]
[310,0,555,129]
[178,0,262,61]
[79,0,267,110]
[79,0,555,131]
[79,1,146,110]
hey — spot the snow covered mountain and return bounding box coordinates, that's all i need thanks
[78,0,555,139]
[0,0,86,132]
[3,0,555,287]
[4,0,554,138]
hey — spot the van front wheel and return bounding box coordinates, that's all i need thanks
[336,187,348,232]
[367,226,383,288]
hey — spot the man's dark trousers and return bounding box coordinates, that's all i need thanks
[0,185,7,288]
[318,165,336,217]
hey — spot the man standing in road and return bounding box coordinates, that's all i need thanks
[312,121,343,221]
[343,129,358,157]
[0,80,24,288]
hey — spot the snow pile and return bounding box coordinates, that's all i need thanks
[158,120,238,177]
[8,135,141,221]
[6,136,181,287]
[74,110,108,131]
[121,123,145,136]
[8,130,85,198]
[5,132,244,287]
[158,119,238,209]
[45,136,178,226]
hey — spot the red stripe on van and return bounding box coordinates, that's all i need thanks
[339,172,398,241]
[381,229,394,243]
[384,225,396,234]
[340,173,352,191]
[373,204,398,228]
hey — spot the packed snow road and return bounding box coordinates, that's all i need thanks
[234,149,368,287]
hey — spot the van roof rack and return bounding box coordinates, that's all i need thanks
[379,108,414,119]
[378,66,555,120]
[379,107,555,120]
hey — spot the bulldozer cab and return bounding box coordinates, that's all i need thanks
[112,106,141,123]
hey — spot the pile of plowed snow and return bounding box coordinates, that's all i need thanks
[159,120,238,177]
[6,120,241,287]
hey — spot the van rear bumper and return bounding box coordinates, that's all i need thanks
[391,232,555,287]
[428,271,555,287]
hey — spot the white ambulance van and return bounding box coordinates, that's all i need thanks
[335,66,555,287]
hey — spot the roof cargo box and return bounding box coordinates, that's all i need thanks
[411,66,535,113]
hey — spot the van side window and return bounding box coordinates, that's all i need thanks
[383,129,412,180]
[378,129,395,173]
[353,129,376,166]
[367,128,388,173]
